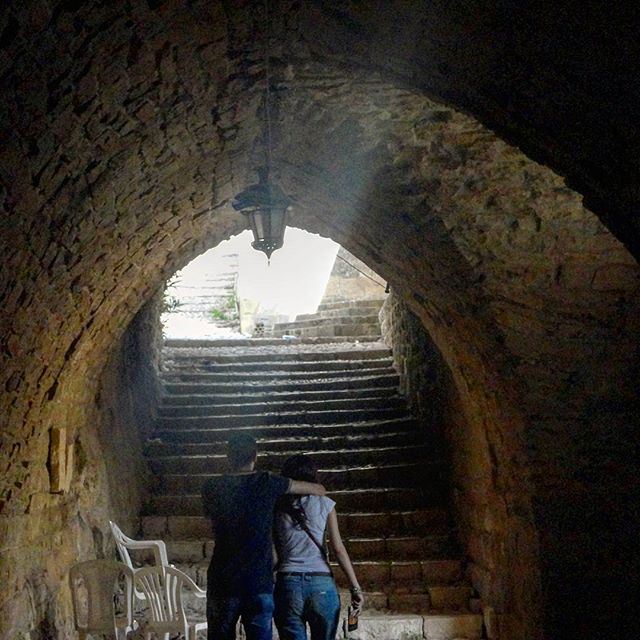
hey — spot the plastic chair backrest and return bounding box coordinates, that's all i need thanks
[109,520,135,570]
[134,566,195,636]
[109,520,170,569]
[69,559,134,635]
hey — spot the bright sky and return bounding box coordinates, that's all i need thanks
[162,228,339,338]
[235,228,339,315]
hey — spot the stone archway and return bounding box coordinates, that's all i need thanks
[1,3,639,639]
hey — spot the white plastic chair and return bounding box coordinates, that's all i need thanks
[69,559,136,640]
[109,521,170,571]
[134,565,208,640]
[109,520,206,602]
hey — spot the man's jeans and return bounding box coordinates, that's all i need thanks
[274,574,341,640]
[207,592,274,640]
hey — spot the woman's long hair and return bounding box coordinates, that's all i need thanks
[277,454,318,529]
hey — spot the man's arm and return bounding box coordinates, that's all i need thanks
[287,479,326,496]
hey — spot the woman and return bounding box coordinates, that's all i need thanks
[274,454,364,640]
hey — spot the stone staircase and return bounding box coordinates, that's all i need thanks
[141,339,483,640]
[271,299,385,339]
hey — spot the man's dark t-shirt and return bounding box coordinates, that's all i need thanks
[202,471,290,597]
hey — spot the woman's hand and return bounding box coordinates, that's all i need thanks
[350,587,364,616]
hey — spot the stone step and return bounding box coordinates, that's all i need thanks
[146,433,424,458]
[156,461,444,493]
[339,587,472,614]
[161,357,394,374]
[142,509,451,541]
[296,307,384,321]
[179,603,481,639]
[175,559,463,591]
[159,366,395,384]
[155,406,407,430]
[143,337,475,624]
[162,534,455,564]
[162,373,399,395]
[342,612,483,640]
[147,487,442,515]
[272,324,381,338]
[161,386,398,406]
[273,316,381,331]
[317,300,385,312]
[158,396,404,418]
[180,592,469,618]
[175,589,477,630]
[163,348,391,365]
[153,417,418,443]
[148,445,432,474]
[333,560,463,589]
[163,337,385,348]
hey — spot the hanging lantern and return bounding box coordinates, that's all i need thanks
[232,169,291,260]
[231,0,292,260]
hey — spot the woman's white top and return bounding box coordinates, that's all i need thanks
[275,495,336,573]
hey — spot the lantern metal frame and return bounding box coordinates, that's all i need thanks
[232,169,291,260]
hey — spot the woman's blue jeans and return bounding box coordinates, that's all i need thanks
[274,573,341,640]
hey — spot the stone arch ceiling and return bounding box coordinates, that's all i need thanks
[1,2,639,638]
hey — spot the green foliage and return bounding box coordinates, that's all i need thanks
[162,274,182,313]
[209,292,238,321]
[210,308,229,320]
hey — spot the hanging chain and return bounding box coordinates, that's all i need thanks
[263,0,274,180]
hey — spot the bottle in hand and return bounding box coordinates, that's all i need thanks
[347,605,359,632]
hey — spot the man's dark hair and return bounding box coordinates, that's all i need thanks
[227,433,258,470]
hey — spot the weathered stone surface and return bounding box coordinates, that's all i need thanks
[350,614,424,640]
[423,613,483,640]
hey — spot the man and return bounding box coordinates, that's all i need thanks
[202,433,326,640]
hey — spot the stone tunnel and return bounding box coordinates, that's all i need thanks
[1,2,639,639]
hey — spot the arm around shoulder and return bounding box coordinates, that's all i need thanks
[287,479,326,496]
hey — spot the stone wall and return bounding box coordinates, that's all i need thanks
[380,292,448,440]
[0,306,156,639]
[321,247,387,302]
[380,291,533,638]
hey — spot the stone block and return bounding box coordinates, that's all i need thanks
[391,561,423,583]
[349,538,386,559]
[336,562,390,587]
[348,614,424,640]
[557,259,595,289]
[388,592,431,613]
[141,516,168,538]
[592,264,640,291]
[427,586,471,611]
[48,427,72,493]
[421,560,462,584]
[388,537,425,559]
[423,613,482,640]
[166,540,207,563]
[167,516,211,539]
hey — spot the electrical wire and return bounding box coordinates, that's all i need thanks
[335,254,387,289]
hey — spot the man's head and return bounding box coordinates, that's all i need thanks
[227,433,258,471]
